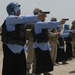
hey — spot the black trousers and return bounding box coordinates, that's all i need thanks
[2,43,26,75]
[34,48,53,74]
[66,42,73,59]
[56,47,67,62]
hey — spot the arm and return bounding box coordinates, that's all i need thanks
[35,19,65,30]
[6,13,45,25]
[36,21,60,30]
[60,33,69,37]
[49,31,56,37]
[34,21,60,34]
[64,29,75,34]
[6,15,38,25]
[48,29,59,37]
[64,30,74,33]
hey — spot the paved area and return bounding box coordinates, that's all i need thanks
[0,37,75,75]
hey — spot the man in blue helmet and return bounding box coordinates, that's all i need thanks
[1,2,45,75]
[64,24,73,60]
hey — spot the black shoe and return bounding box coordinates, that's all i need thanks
[27,73,35,75]
[44,72,53,75]
[35,74,41,75]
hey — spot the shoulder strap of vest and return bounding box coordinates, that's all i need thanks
[2,20,6,32]
[1,20,7,42]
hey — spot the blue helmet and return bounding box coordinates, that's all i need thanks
[6,2,21,15]
[64,24,69,30]
[56,25,61,32]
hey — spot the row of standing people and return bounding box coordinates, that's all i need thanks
[1,2,74,75]
[49,18,75,66]
[49,17,73,66]
[26,17,75,75]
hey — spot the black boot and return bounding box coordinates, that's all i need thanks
[44,72,53,75]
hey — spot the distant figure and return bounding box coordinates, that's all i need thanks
[56,25,68,64]
[48,17,59,66]
[71,20,75,58]
[25,24,36,74]
[64,24,73,60]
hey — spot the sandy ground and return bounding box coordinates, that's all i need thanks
[0,36,75,75]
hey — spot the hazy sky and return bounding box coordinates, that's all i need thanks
[0,0,75,26]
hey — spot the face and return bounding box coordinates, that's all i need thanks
[16,10,21,16]
[14,6,21,16]
[41,14,46,22]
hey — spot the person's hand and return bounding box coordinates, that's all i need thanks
[56,32,60,35]
[60,20,66,25]
[38,13,46,20]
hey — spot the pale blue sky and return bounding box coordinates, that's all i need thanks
[0,0,75,26]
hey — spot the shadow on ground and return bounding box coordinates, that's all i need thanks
[69,70,75,74]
